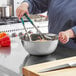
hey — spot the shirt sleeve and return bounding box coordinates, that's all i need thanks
[23,0,50,14]
[71,26,76,36]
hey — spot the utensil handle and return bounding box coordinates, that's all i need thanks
[24,13,33,25]
[21,18,24,25]
[21,18,28,33]
[21,18,28,34]
[21,17,31,41]
[69,62,76,67]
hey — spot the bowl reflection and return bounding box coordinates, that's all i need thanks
[22,55,56,66]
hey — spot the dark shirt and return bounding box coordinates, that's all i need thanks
[24,0,76,49]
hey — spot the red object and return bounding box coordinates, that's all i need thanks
[0,32,7,38]
[39,14,48,18]
[0,32,11,47]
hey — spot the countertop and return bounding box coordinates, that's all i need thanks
[0,37,76,76]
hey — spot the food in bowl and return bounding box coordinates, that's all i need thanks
[35,39,47,42]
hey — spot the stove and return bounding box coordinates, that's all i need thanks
[0,15,48,37]
[0,17,28,25]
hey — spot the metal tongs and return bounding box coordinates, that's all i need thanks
[38,62,76,73]
[21,18,31,41]
[21,13,53,40]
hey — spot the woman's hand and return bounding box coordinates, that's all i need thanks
[59,29,75,44]
[59,31,69,44]
[16,2,29,19]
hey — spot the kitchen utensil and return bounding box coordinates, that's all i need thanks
[39,62,76,73]
[24,13,53,40]
[21,33,58,55]
[21,18,31,41]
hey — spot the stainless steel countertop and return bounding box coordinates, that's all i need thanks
[0,37,76,76]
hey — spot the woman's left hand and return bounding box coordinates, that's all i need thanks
[58,31,69,44]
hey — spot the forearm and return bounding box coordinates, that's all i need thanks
[71,26,76,37]
[64,29,75,38]
[65,26,76,38]
[23,0,49,14]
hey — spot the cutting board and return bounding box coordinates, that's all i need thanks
[23,56,76,76]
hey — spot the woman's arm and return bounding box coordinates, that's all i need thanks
[16,0,50,19]
[71,26,76,37]
[23,0,50,14]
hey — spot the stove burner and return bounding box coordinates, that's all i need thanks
[0,17,28,25]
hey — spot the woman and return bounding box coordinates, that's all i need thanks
[16,0,76,49]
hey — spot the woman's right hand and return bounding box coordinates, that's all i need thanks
[16,2,29,19]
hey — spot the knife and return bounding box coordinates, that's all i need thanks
[38,62,76,73]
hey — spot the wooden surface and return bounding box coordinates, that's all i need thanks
[23,56,76,76]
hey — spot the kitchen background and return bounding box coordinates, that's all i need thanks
[0,1,76,76]
[0,0,23,16]
[0,0,48,38]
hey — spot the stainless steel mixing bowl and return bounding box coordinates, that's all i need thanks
[21,33,58,55]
